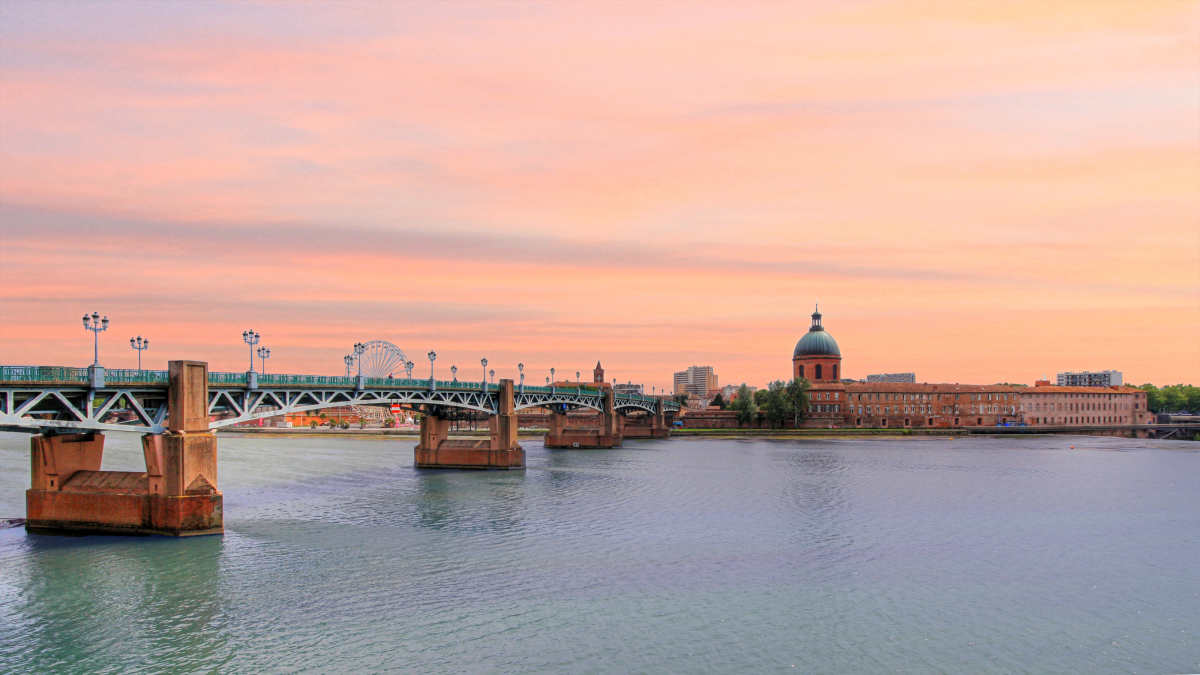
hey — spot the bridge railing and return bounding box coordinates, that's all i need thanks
[106,369,170,385]
[209,371,248,386]
[0,366,89,383]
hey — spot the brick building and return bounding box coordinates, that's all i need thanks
[786,308,1147,429]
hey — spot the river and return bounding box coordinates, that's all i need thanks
[1,432,1196,674]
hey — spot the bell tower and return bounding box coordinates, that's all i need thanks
[593,361,604,384]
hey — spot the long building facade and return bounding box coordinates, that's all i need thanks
[790,307,1150,429]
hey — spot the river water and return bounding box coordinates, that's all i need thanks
[0,432,1196,674]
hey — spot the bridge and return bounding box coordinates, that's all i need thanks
[2,361,679,537]
[0,365,677,435]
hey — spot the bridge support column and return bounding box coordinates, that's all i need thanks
[25,360,223,537]
[544,390,623,449]
[415,379,524,470]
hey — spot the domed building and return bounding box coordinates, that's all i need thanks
[792,305,842,384]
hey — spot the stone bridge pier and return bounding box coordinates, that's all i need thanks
[25,360,223,536]
[621,407,671,439]
[544,390,623,449]
[415,379,525,469]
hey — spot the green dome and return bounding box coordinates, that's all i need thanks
[793,307,841,358]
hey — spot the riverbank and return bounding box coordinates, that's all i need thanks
[218,426,968,440]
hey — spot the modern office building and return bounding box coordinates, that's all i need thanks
[674,366,719,396]
[866,373,916,384]
[1057,370,1122,387]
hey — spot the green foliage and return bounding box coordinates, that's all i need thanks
[728,384,758,426]
[673,394,689,407]
[309,421,317,429]
[786,377,811,427]
[753,378,811,429]
[753,389,770,406]
[1135,383,1199,413]
[710,393,727,410]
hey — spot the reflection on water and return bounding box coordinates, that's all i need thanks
[0,432,1197,674]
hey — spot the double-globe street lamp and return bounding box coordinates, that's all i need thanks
[257,347,271,374]
[344,354,355,377]
[242,330,260,372]
[130,335,149,370]
[427,351,437,380]
[83,312,108,366]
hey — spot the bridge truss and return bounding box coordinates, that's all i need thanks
[1,367,680,435]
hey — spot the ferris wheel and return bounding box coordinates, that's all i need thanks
[346,341,409,378]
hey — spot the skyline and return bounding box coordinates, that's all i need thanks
[1,1,1197,391]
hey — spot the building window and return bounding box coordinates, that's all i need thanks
[815,364,823,380]
[798,365,804,379]
[832,364,838,380]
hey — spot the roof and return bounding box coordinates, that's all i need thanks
[845,383,1020,394]
[794,330,841,358]
[1017,385,1144,395]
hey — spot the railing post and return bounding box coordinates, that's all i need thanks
[88,365,105,389]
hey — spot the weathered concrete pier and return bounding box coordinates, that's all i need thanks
[544,389,623,449]
[415,379,525,469]
[25,361,223,536]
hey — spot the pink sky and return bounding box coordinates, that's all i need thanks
[1,0,1197,390]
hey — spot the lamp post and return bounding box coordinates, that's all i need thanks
[242,330,260,372]
[353,342,365,377]
[130,335,148,370]
[83,312,108,366]
[481,358,487,389]
[344,354,354,377]
[518,363,524,393]
[489,369,494,384]
[404,360,414,379]
[427,351,436,379]
[450,365,457,382]
[257,347,270,374]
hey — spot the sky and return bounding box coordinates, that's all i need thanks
[1,0,1197,391]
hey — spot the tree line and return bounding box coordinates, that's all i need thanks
[1133,383,1200,413]
[709,379,813,428]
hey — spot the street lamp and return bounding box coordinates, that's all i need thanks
[489,369,494,384]
[427,351,436,380]
[576,371,580,384]
[550,367,555,385]
[518,363,524,393]
[257,347,271,374]
[130,335,149,370]
[404,360,414,379]
[481,358,488,389]
[450,365,458,382]
[83,312,109,366]
[242,330,260,372]
[353,342,365,377]
[344,354,354,377]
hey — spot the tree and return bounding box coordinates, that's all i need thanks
[729,384,758,426]
[753,389,770,406]
[764,380,789,429]
[673,393,689,407]
[785,377,811,427]
[710,392,727,410]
